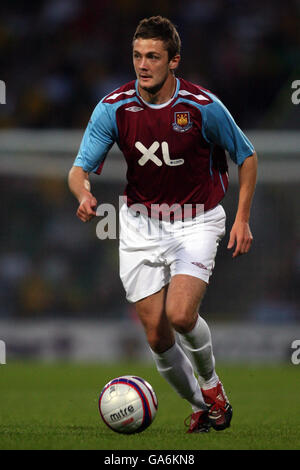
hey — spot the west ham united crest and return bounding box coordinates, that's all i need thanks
[172,111,192,133]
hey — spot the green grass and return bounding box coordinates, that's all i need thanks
[0,361,299,450]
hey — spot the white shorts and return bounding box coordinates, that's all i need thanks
[119,204,226,303]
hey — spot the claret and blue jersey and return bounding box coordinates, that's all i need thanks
[74,77,254,215]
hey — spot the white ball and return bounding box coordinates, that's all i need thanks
[98,375,158,434]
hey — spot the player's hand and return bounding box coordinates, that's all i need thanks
[76,194,98,222]
[227,220,253,258]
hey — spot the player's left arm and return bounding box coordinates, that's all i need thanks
[227,152,258,258]
[202,96,258,258]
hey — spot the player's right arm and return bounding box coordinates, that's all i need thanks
[68,166,97,222]
[68,99,117,222]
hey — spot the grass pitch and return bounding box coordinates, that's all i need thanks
[0,361,299,450]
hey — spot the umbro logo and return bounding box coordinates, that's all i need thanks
[125,106,144,112]
[191,262,208,270]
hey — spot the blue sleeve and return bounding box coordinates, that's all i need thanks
[73,101,117,173]
[202,95,255,165]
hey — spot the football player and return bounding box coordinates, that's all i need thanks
[68,16,257,433]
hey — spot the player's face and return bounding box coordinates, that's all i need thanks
[133,38,179,95]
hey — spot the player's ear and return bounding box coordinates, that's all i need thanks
[169,54,180,72]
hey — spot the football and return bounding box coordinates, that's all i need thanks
[98,375,158,434]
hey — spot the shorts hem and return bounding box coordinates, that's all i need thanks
[171,269,210,284]
[125,281,170,303]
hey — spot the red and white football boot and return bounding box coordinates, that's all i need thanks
[201,381,233,431]
[184,409,210,433]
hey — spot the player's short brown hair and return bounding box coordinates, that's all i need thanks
[133,16,181,61]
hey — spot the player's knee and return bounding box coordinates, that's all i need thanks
[147,332,172,354]
[146,331,160,351]
[166,306,196,334]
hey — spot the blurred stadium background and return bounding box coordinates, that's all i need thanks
[0,0,299,364]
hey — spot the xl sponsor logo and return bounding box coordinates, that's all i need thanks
[135,141,184,167]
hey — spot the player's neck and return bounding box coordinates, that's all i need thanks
[138,74,176,105]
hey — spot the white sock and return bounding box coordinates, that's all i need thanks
[151,342,206,411]
[178,315,219,389]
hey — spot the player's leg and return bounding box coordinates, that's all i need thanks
[165,275,217,383]
[166,274,232,431]
[119,204,220,431]
[135,285,173,353]
[162,205,232,431]
[135,286,209,428]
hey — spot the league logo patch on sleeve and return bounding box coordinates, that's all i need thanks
[172,112,192,133]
